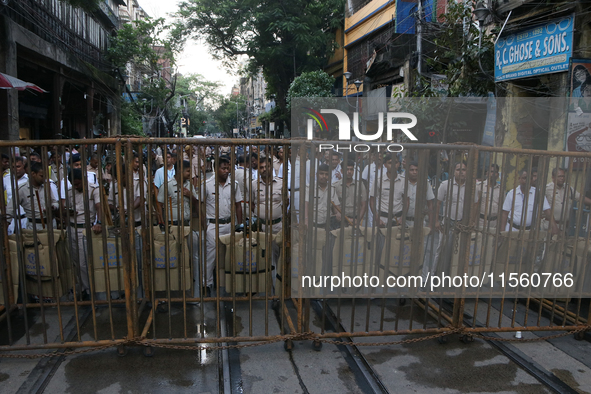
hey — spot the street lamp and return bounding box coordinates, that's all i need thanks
[344,72,356,109]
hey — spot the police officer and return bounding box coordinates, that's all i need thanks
[65,168,103,299]
[304,164,340,228]
[6,157,29,235]
[369,154,407,227]
[252,156,286,286]
[476,164,501,229]
[334,159,367,227]
[406,160,435,229]
[157,160,201,297]
[7,162,59,231]
[200,156,243,295]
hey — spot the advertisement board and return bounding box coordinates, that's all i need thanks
[494,14,574,82]
[566,59,591,169]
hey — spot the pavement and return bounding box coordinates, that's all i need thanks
[1,297,591,394]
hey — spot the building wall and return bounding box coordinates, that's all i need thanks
[0,0,121,141]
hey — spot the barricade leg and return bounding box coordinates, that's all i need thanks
[68,226,89,294]
[190,230,201,297]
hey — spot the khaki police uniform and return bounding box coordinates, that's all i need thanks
[304,184,340,226]
[477,179,501,229]
[200,177,243,288]
[434,178,478,273]
[235,166,256,219]
[50,164,65,184]
[407,179,435,227]
[334,178,367,224]
[65,183,101,293]
[369,173,405,226]
[252,176,285,288]
[158,177,202,296]
[545,182,580,228]
[8,179,59,231]
[252,176,284,234]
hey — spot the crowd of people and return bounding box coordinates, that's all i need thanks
[1,142,589,302]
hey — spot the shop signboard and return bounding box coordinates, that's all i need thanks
[495,14,574,82]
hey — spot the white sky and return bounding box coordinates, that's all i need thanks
[137,0,237,95]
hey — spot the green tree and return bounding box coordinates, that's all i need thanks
[108,17,185,136]
[424,0,496,97]
[213,95,248,137]
[287,70,335,109]
[174,74,224,135]
[175,0,344,135]
[108,18,181,71]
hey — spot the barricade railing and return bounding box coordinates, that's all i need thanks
[0,138,589,357]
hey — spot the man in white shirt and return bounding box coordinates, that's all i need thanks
[304,164,340,228]
[157,160,201,297]
[330,151,343,184]
[434,162,478,272]
[6,157,29,235]
[153,152,176,189]
[369,154,407,227]
[476,164,501,229]
[234,153,258,220]
[500,169,558,234]
[200,156,243,294]
[406,160,435,229]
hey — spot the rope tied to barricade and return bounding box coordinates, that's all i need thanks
[1,326,589,358]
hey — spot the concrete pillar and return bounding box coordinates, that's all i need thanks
[53,71,63,139]
[0,16,19,142]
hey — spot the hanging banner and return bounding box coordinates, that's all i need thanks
[495,14,574,82]
[481,93,496,146]
[566,59,591,169]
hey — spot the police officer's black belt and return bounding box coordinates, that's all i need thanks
[261,217,282,225]
[135,220,142,227]
[28,218,44,224]
[69,222,86,228]
[208,218,232,224]
[19,214,26,219]
[480,213,497,220]
[511,222,531,230]
[380,211,403,218]
[170,220,191,226]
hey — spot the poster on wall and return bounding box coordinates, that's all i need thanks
[566,59,591,169]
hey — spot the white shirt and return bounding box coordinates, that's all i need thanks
[153,166,175,189]
[502,186,550,228]
[407,179,435,217]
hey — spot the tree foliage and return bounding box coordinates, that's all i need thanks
[108,18,182,71]
[213,95,248,137]
[425,0,496,97]
[287,70,335,110]
[175,0,344,133]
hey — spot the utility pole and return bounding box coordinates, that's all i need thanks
[417,0,423,89]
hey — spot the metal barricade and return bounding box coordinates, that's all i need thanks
[0,138,589,358]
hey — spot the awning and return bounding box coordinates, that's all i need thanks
[0,72,47,93]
